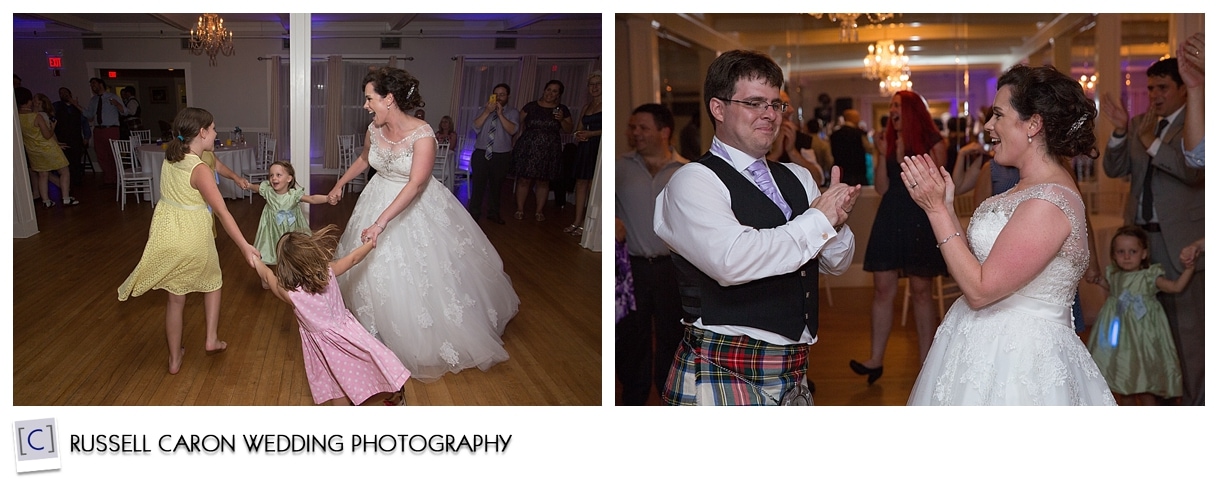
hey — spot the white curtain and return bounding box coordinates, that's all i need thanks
[268,55,282,156]
[278,58,327,163]
[342,60,381,140]
[453,57,520,171]
[324,56,343,169]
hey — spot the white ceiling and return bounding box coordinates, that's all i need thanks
[644,13,1173,78]
[13,13,602,39]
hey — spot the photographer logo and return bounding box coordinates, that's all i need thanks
[12,418,61,473]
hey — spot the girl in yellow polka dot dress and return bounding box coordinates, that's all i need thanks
[118,107,262,375]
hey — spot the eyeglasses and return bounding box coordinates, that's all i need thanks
[715,97,789,114]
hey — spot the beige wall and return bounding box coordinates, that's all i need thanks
[13,32,601,135]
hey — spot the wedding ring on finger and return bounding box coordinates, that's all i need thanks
[911,183,919,189]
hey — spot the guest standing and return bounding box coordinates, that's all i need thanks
[850,90,947,385]
[614,103,687,405]
[16,87,75,207]
[467,83,518,225]
[513,80,573,222]
[1100,57,1204,405]
[82,77,125,186]
[53,87,87,186]
[565,72,602,237]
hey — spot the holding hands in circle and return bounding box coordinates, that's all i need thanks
[900,153,954,214]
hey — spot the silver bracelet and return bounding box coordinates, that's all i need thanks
[372,222,385,231]
[936,232,961,249]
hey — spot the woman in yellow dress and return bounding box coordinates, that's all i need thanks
[118,107,261,375]
[16,87,74,207]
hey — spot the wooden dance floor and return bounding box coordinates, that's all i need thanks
[12,170,601,406]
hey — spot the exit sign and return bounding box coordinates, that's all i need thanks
[47,55,62,69]
[108,71,117,78]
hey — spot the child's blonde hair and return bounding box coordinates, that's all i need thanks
[275,224,341,294]
[268,161,299,190]
[1111,225,1151,270]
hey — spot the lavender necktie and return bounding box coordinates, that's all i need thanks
[746,159,793,219]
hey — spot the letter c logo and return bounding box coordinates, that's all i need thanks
[26,428,45,451]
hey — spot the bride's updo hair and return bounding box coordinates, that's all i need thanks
[997,64,1098,159]
[363,66,425,113]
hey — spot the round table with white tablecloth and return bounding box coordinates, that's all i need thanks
[137,144,256,203]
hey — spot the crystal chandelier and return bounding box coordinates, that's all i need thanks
[864,40,912,95]
[809,13,898,42]
[189,14,235,66]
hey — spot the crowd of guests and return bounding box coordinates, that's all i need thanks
[616,35,1205,406]
[15,73,148,207]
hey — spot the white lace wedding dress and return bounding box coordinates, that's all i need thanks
[907,183,1116,405]
[336,123,520,382]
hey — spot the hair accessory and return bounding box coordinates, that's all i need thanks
[406,85,416,99]
[176,135,185,141]
[1067,114,1089,135]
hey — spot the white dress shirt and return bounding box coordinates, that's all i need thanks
[654,137,855,345]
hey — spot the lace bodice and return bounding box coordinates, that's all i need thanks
[968,183,1089,306]
[366,122,436,182]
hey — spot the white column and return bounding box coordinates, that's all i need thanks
[290,14,312,212]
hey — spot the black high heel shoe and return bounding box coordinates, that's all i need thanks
[849,360,883,385]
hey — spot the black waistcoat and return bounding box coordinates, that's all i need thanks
[671,153,820,340]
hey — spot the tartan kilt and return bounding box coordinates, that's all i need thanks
[663,326,809,405]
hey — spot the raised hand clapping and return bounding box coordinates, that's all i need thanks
[810,165,862,227]
[900,153,954,214]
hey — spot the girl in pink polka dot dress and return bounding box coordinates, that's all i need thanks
[254,224,409,405]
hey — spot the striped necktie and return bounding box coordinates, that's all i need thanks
[485,113,497,159]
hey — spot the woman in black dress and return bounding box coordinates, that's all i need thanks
[850,90,948,384]
[565,73,602,236]
[513,80,573,222]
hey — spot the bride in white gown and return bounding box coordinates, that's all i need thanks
[328,67,520,381]
[900,64,1115,405]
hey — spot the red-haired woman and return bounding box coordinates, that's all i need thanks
[850,90,948,385]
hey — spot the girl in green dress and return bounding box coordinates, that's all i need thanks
[1088,226,1197,405]
[248,161,330,286]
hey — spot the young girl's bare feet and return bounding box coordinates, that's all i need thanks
[169,348,185,374]
[205,340,228,354]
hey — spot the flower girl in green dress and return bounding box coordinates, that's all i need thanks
[247,161,330,287]
[1088,226,1197,406]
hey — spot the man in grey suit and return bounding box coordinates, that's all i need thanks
[1101,57,1205,405]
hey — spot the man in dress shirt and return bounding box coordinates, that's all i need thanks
[615,103,688,405]
[82,77,126,186]
[1101,57,1205,405]
[468,83,519,224]
[654,50,860,405]
[120,86,143,139]
[53,87,88,187]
